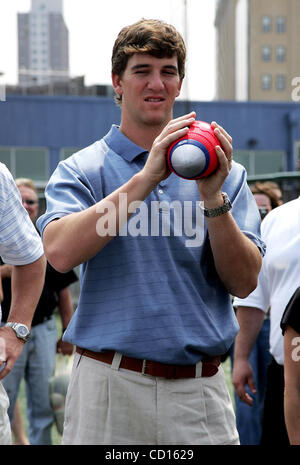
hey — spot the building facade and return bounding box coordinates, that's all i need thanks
[0,95,300,195]
[215,0,300,101]
[18,0,69,87]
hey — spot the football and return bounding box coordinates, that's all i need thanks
[167,120,220,179]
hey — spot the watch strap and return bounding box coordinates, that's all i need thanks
[5,322,31,342]
[202,192,232,217]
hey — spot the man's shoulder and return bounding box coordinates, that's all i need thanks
[0,162,12,184]
[261,197,300,236]
[66,138,108,165]
[264,197,299,223]
[54,138,109,186]
[0,164,19,213]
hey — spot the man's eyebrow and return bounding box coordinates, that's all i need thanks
[130,64,178,72]
[131,64,151,71]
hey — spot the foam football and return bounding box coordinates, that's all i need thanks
[167,121,220,179]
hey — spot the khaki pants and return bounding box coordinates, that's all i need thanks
[62,352,239,445]
[0,382,12,445]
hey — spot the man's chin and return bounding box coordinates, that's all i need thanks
[141,111,170,128]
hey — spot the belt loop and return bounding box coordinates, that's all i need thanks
[195,360,203,378]
[111,352,122,371]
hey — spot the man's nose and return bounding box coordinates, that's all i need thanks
[147,72,165,90]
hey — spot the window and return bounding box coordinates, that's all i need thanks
[262,16,272,33]
[276,74,286,91]
[261,74,272,90]
[255,151,285,174]
[277,16,286,34]
[0,147,49,181]
[262,45,272,61]
[234,150,285,176]
[0,148,12,171]
[276,45,286,62]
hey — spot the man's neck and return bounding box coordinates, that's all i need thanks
[119,125,161,152]
[119,114,173,152]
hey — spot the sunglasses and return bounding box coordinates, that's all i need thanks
[23,199,38,206]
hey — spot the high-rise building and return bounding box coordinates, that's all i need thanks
[215,0,300,101]
[18,0,69,87]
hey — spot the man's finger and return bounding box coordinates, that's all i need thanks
[211,121,232,144]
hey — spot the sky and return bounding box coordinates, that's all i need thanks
[0,0,217,101]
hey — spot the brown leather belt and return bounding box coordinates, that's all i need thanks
[76,347,220,379]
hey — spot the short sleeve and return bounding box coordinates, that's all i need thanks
[223,162,266,256]
[233,258,270,312]
[37,149,102,237]
[0,164,44,265]
[280,287,300,335]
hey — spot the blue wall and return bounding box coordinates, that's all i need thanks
[1,95,300,175]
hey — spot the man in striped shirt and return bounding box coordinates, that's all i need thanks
[0,163,46,445]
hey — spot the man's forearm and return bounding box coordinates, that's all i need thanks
[206,212,262,298]
[234,306,266,361]
[284,326,300,445]
[43,172,157,272]
[58,287,74,330]
[8,255,46,327]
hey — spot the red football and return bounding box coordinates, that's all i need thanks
[167,121,220,179]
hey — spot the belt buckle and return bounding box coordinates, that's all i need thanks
[142,359,147,375]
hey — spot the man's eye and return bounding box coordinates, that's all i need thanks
[163,71,176,75]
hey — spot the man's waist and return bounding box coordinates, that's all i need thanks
[76,347,221,379]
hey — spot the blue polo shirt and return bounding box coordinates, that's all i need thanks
[37,125,265,365]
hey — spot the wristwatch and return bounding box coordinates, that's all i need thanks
[202,192,232,218]
[5,322,31,343]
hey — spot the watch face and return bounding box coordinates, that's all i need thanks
[17,325,29,337]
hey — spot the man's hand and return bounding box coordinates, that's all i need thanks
[196,121,233,204]
[57,337,74,356]
[0,326,25,380]
[232,358,257,406]
[141,112,196,185]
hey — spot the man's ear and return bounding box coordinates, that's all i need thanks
[112,72,123,97]
[176,79,183,98]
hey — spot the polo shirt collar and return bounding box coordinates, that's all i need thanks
[104,125,148,162]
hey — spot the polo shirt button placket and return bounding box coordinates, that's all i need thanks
[156,185,166,212]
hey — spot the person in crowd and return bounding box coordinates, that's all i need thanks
[37,19,264,445]
[231,181,283,445]
[1,178,77,445]
[0,164,45,445]
[232,194,300,445]
[280,286,300,445]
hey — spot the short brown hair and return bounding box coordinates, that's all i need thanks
[111,19,186,105]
